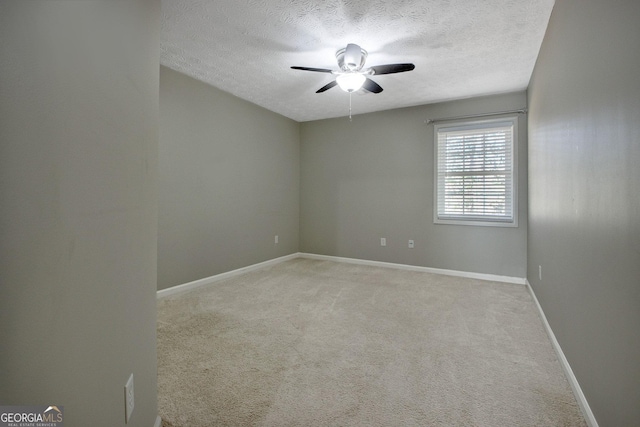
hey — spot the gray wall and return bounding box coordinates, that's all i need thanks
[159,70,527,288]
[300,92,528,278]
[527,0,640,425]
[0,1,159,427]
[158,67,300,290]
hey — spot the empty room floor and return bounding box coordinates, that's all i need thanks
[158,258,586,427]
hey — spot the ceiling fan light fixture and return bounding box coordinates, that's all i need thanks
[336,73,366,92]
[291,43,414,96]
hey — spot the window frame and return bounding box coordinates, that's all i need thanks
[433,116,518,227]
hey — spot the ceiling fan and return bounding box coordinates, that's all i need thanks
[291,43,415,94]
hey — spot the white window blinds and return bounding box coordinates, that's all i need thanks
[435,118,516,225]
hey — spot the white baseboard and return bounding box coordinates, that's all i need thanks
[299,253,526,285]
[157,252,527,299]
[525,280,598,427]
[157,253,299,298]
[153,415,162,427]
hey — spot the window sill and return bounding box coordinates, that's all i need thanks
[434,217,518,228]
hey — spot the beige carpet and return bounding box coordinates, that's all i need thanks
[158,258,586,426]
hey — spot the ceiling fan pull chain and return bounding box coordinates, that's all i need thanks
[349,92,353,122]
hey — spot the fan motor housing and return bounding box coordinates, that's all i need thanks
[336,44,368,71]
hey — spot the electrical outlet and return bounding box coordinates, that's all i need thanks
[380,237,386,247]
[275,235,279,244]
[408,240,414,249]
[539,265,542,281]
[125,374,134,424]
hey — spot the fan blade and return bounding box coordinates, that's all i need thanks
[316,80,338,93]
[370,63,415,75]
[363,78,383,94]
[291,66,334,73]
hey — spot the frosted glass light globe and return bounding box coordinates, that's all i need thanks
[336,73,366,92]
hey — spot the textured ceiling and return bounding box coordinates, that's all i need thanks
[161,0,554,122]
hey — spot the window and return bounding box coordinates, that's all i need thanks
[434,117,517,226]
